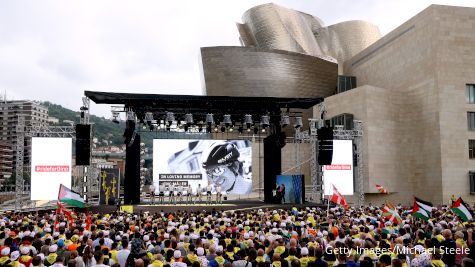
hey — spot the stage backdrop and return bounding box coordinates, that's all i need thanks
[323,139,354,195]
[153,139,252,195]
[276,175,304,204]
[31,137,72,200]
[99,168,120,205]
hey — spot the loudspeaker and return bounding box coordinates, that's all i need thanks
[317,127,333,165]
[264,134,282,203]
[124,134,141,204]
[75,124,91,166]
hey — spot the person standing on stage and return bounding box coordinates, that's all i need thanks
[158,184,164,204]
[186,184,192,204]
[149,183,156,204]
[279,183,286,203]
[196,184,202,204]
[206,184,212,205]
[216,185,222,204]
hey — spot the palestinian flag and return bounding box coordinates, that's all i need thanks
[451,197,473,221]
[376,184,388,194]
[412,197,433,221]
[382,201,403,225]
[58,184,85,208]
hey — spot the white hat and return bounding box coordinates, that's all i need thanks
[1,247,10,256]
[116,235,122,241]
[143,235,149,242]
[243,233,250,239]
[301,247,309,255]
[49,244,58,253]
[37,253,45,261]
[10,251,20,261]
[21,247,30,255]
[174,250,181,258]
[216,246,224,253]
[164,233,170,239]
[197,247,204,256]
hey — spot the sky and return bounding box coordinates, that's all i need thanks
[1,0,474,118]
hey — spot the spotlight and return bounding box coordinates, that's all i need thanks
[166,112,175,126]
[145,112,153,126]
[220,126,226,133]
[223,114,232,127]
[294,116,303,129]
[185,113,194,125]
[261,115,270,128]
[111,112,120,124]
[281,115,290,128]
[214,127,218,132]
[247,128,251,132]
[261,128,266,133]
[229,127,234,132]
[127,111,135,121]
[244,114,253,129]
[206,113,214,125]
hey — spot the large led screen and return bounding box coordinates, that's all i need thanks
[153,140,252,195]
[31,137,72,200]
[323,139,354,195]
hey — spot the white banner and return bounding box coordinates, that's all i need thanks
[31,137,72,200]
[323,140,354,195]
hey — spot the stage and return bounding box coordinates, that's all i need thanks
[88,200,326,214]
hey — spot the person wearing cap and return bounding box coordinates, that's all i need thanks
[411,245,431,267]
[196,248,208,267]
[44,245,58,267]
[10,251,26,267]
[0,247,11,266]
[208,246,227,267]
[170,250,186,267]
[299,248,310,267]
[19,246,32,267]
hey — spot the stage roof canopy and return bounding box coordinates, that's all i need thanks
[85,91,322,116]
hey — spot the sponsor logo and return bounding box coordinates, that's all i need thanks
[35,165,70,172]
[217,152,233,164]
[324,164,352,170]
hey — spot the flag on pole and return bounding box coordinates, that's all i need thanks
[330,184,348,209]
[412,197,433,221]
[451,197,473,221]
[375,184,388,194]
[58,184,85,208]
[382,201,403,225]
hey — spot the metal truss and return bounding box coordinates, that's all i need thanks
[294,103,365,206]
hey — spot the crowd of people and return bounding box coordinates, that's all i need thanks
[1,204,475,267]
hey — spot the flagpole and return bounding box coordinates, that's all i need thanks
[326,183,331,218]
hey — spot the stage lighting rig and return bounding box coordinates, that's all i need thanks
[294,116,303,129]
[280,115,290,128]
[261,115,270,129]
[166,112,175,126]
[223,114,232,127]
[144,112,154,126]
[244,114,253,129]
[111,112,120,124]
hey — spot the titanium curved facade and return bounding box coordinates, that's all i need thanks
[242,3,324,57]
[314,20,382,65]
[200,46,337,98]
[239,3,381,65]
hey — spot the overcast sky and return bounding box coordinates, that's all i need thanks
[1,0,474,118]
